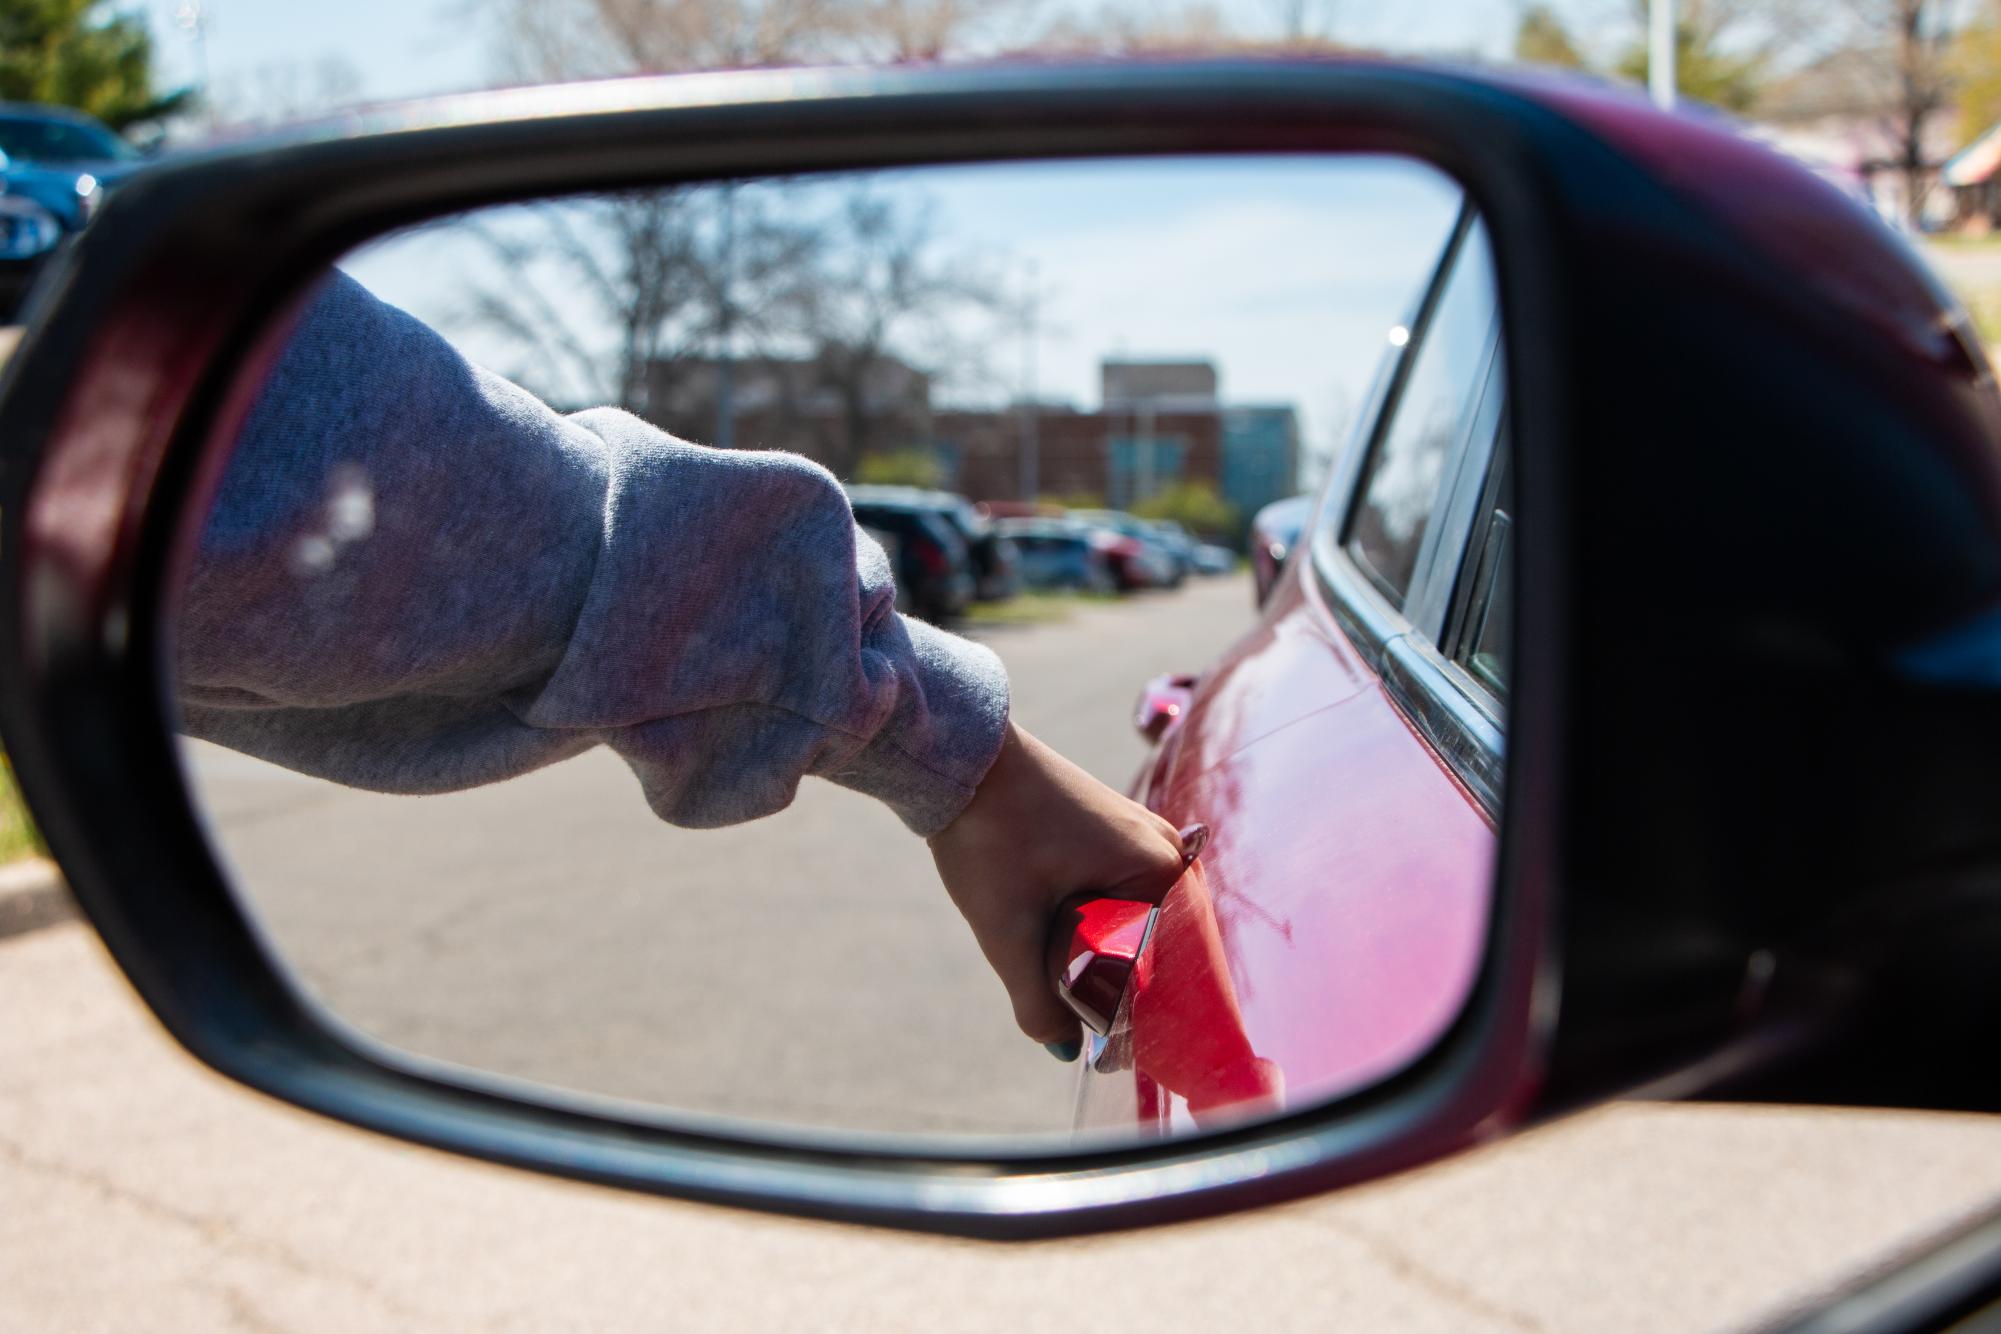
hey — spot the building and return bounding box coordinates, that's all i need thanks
[1221,406,1302,525]
[932,403,1227,507]
[1101,360,1219,409]
[643,353,934,473]
[640,352,1300,528]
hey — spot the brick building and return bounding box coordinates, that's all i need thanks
[642,353,1298,523]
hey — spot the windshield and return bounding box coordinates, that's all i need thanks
[0,116,133,164]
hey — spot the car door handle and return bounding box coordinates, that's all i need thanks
[1047,823,1208,1036]
[1133,673,1199,742]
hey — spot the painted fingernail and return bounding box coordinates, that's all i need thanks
[1178,822,1210,865]
[1043,1039,1082,1062]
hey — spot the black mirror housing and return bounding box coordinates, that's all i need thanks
[5,60,2000,1237]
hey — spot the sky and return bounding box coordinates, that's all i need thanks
[135,1,1580,119]
[342,157,1463,473]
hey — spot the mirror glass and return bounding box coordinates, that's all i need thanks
[169,154,1507,1147]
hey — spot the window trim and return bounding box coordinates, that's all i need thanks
[1402,338,1504,646]
[1444,433,1512,703]
[1317,542,1506,818]
[1308,206,1466,596]
[1334,202,1494,612]
[1311,203,1508,817]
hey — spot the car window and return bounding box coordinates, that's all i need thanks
[1343,213,1499,607]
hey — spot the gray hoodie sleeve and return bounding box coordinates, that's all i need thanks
[175,270,1010,837]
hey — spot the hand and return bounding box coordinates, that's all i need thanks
[927,721,1189,1059]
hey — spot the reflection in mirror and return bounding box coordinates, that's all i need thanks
[169,155,1504,1147]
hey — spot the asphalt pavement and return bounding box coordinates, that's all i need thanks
[177,575,1259,1138]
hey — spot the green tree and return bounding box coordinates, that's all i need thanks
[1515,3,1587,68]
[0,0,193,130]
[855,449,947,487]
[1131,480,1240,542]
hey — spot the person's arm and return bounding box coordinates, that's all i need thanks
[181,270,1189,1057]
[178,270,1007,836]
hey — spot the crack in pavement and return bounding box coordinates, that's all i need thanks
[1296,1210,1544,1331]
[217,1282,290,1334]
[0,1127,451,1329]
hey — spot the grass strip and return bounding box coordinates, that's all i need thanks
[961,589,1121,626]
[0,753,44,865]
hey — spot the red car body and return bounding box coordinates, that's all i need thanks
[1075,558,1497,1133]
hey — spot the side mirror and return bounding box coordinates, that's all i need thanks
[5,61,2001,1240]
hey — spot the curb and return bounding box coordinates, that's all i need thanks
[0,858,76,939]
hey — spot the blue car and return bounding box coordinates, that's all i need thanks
[0,103,144,318]
[994,518,1117,594]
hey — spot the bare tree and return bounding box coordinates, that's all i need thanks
[1266,0,1343,42]
[209,55,366,130]
[450,0,1028,461]
[845,0,1041,60]
[781,188,1003,475]
[1842,0,1965,228]
[1028,3,1235,55]
[458,184,822,416]
[485,0,1030,79]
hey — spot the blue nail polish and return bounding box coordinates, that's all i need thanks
[1044,1039,1082,1062]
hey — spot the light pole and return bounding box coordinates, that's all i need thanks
[1016,258,1040,503]
[175,1,213,131]
[1649,0,1677,111]
[715,184,737,451]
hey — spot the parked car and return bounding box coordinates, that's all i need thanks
[1143,519,1199,582]
[940,494,1022,603]
[856,523,907,613]
[850,485,1020,604]
[844,490,974,623]
[0,181,64,316]
[1191,543,1236,575]
[1079,521,1167,591]
[973,499,1052,521]
[0,102,141,318]
[1069,509,1181,588]
[994,517,1117,593]
[1247,494,1313,606]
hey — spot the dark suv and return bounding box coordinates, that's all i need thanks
[845,487,977,624]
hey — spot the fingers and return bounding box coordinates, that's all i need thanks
[1096,808,1195,905]
[1019,996,1084,1055]
[928,720,1203,1057]
[968,900,1085,1050]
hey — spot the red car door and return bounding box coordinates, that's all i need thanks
[1074,203,1512,1135]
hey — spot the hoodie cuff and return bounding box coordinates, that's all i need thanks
[829,614,1011,837]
